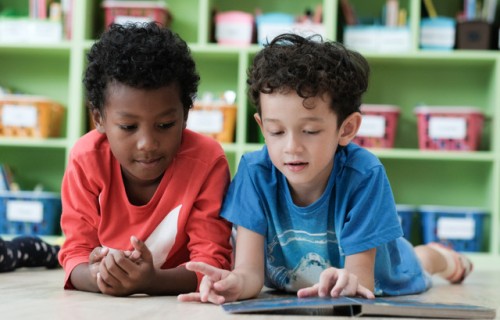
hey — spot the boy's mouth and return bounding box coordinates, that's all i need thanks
[285,161,308,172]
[135,157,162,167]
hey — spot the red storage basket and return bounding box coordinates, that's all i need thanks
[353,104,400,148]
[102,1,171,28]
[415,106,484,151]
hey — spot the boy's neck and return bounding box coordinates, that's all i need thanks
[122,171,164,206]
[288,177,329,207]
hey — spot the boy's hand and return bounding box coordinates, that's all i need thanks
[297,267,375,299]
[96,236,155,296]
[123,247,142,262]
[177,261,242,305]
[88,246,109,282]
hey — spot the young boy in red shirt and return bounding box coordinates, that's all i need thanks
[58,22,232,296]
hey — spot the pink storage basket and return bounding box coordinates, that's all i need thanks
[215,11,254,46]
[415,106,484,151]
[353,104,400,148]
[102,1,171,28]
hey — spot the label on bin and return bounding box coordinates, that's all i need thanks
[216,22,253,43]
[437,217,475,240]
[6,200,43,223]
[187,110,224,133]
[428,117,466,139]
[114,16,153,25]
[357,115,386,138]
[2,104,38,127]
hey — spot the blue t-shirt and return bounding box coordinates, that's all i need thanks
[221,143,431,296]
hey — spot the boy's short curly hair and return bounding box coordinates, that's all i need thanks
[248,33,369,127]
[84,22,200,117]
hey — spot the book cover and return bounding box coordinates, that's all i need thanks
[222,296,496,318]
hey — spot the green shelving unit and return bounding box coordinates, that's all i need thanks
[0,0,499,269]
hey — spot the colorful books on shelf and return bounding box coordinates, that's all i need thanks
[222,296,496,319]
[0,164,13,191]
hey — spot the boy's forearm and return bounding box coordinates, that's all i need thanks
[143,265,198,295]
[344,248,376,292]
[70,263,100,293]
[233,267,265,300]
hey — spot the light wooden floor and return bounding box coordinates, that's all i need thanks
[1,268,499,319]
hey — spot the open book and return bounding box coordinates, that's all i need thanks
[222,296,496,318]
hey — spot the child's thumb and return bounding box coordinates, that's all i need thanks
[130,236,153,261]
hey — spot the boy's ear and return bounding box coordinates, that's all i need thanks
[254,112,264,131]
[338,112,362,146]
[91,109,105,133]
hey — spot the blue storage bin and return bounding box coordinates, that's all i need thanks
[0,190,61,235]
[419,205,487,252]
[256,13,295,45]
[396,204,416,241]
[343,25,411,53]
[420,17,456,50]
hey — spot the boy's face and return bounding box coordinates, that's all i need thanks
[93,82,185,188]
[255,91,360,201]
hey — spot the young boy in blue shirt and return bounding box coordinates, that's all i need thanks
[178,33,473,304]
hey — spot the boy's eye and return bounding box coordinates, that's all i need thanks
[268,130,284,136]
[158,121,175,129]
[304,130,320,135]
[119,124,137,131]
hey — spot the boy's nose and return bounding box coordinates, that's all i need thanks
[136,130,159,151]
[284,134,303,153]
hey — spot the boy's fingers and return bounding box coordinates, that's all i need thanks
[357,285,375,299]
[297,285,319,298]
[130,236,152,262]
[90,247,109,263]
[129,250,141,261]
[206,292,226,305]
[330,270,352,297]
[185,261,221,279]
[96,273,109,289]
[178,292,225,304]
[336,275,358,297]
[212,276,237,292]
[318,268,340,297]
[102,252,129,279]
[177,292,201,302]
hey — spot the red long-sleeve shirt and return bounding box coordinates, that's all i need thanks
[59,129,232,289]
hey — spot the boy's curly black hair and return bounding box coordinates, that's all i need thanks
[248,33,369,127]
[84,22,200,117]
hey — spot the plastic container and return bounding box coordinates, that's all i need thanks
[415,106,484,151]
[396,204,416,241]
[0,95,65,138]
[0,18,63,43]
[255,13,295,45]
[102,1,171,28]
[420,17,456,50]
[343,25,411,53]
[187,102,237,143]
[215,11,254,46]
[0,191,62,235]
[419,205,487,252]
[353,104,400,148]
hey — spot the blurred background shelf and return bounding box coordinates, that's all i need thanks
[0,0,498,268]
